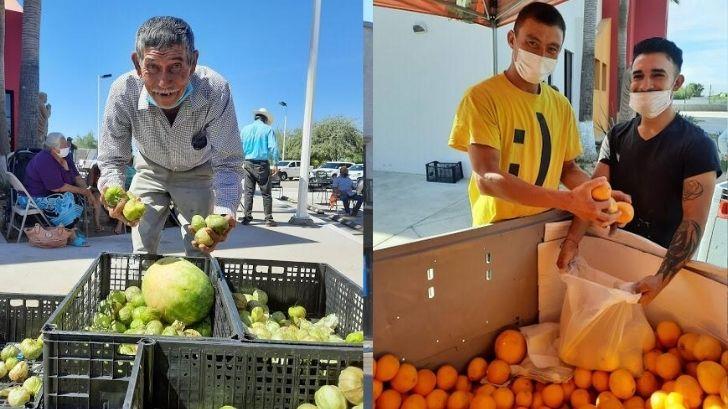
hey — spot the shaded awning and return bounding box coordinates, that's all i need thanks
[374,0,567,27]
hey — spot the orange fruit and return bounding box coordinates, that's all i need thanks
[669,348,685,366]
[675,375,704,408]
[624,396,645,409]
[377,354,401,382]
[531,391,543,409]
[542,384,565,408]
[516,391,533,407]
[694,335,723,362]
[535,383,546,393]
[415,369,438,396]
[374,379,383,400]
[575,368,593,389]
[580,406,598,409]
[701,395,723,409]
[678,333,701,362]
[720,351,728,371]
[720,377,728,404]
[469,358,489,382]
[697,361,728,394]
[471,394,498,409]
[495,330,527,365]
[596,391,622,409]
[378,389,403,409]
[562,380,576,400]
[427,389,449,409]
[615,202,634,223]
[512,378,534,394]
[373,358,377,374]
[636,371,660,398]
[477,385,497,396]
[656,322,682,349]
[656,353,682,380]
[393,363,420,393]
[645,350,662,374]
[662,380,676,393]
[610,369,637,400]
[493,387,515,409]
[403,394,428,409]
[592,183,612,201]
[593,371,611,392]
[448,390,471,409]
[457,375,473,392]
[571,389,592,408]
[438,365,460,391]
[487,360,511,385]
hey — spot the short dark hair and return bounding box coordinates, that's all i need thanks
[255,114,268,123]
[514,2,566,35]
[633,37,683,72]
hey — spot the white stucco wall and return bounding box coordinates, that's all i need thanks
[374,2,585,175]
[373,8,493,175]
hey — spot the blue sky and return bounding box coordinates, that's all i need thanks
[35,1,363,139]
[667,0,728,93]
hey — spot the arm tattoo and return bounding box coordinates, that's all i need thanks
[682,180,704,201]
[655,219,702,283]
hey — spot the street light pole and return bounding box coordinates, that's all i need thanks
[279,101,288,161]
[290,0,321,225]
[97,74,112,140]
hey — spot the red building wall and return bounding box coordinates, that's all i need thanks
[4,6,22,151]
[602,0,669,120]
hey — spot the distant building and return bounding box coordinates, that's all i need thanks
[4,0,22,151]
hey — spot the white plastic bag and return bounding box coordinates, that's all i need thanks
[558,257,655,376]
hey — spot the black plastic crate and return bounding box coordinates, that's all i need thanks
[123,338,363,409]
[0,360,44,409]
[0,293,63,409]
[41,253,244,409]
[0,293,64,343]
[217,258,363,347]
[426,160,464,183]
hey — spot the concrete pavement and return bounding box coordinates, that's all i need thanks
[373,170,471,249]
[0,186,363,295]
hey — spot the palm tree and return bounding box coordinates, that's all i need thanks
[616,0,633,122]
[578,0,597,122]
[17,0,41,149]
[0,0,10,168]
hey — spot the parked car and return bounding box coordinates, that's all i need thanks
[309,161,354,178]
[348,163,364,180]
[274,160,301,180]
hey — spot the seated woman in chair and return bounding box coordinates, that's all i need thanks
[23,132,102,231]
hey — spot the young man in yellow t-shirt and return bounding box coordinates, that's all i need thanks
[449,2,621,227]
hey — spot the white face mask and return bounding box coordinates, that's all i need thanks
[629,89,673,119]
[58,147,70,158]
[513,47,558,85]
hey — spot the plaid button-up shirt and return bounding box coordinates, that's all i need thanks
[97,66,244,215]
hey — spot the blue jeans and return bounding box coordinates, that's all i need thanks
[342,193,363,215]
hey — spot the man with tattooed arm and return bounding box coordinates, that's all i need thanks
[557,38,722,304]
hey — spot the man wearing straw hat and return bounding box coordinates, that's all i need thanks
[240,108,280,227]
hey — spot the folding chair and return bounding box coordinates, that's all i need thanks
[4,171,52,243]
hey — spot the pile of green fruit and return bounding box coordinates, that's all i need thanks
[85,285,212,338]
[0,338,44,407]
[233,287,363,344]
[189,214,229,247]
[104,186,146,222]
[297,366,364,409]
